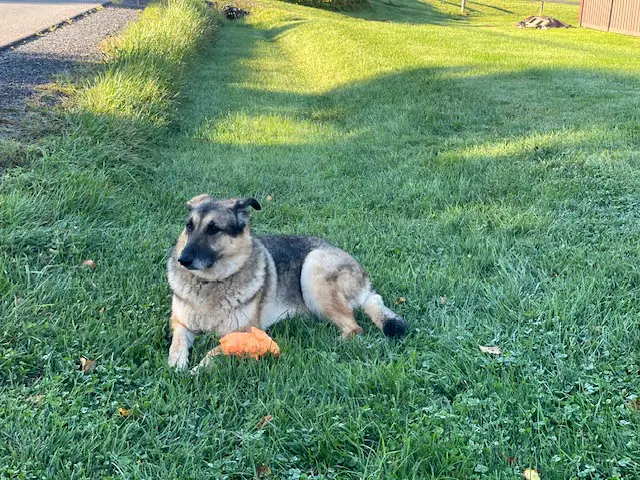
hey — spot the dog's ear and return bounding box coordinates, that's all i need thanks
[186,194,212,211]
[232,197,261,233]
[234,197,262,212]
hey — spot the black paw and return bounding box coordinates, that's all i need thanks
[383,316,408,338]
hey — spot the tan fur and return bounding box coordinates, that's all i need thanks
[300,249,368,338]
[167,195,406,371]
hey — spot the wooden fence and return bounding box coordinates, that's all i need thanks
[579,0,640,36]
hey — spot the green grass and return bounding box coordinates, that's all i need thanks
[2,0,640,478]
[76,0,216,149]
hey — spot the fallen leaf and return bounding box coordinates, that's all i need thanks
[118,407,131,417]
[395,296,406,305]
[256,414,273,429]
[266,195,273,201]
[82,259,97,268]
[500,452,516,465]
[99,306,107,314]
[79,357,96,373]
[257,464,271,478]
[27,394,44,404]
[523,468,541,480]
[627,399,640,411]
[479,345,502,355]
[440,295,447,305]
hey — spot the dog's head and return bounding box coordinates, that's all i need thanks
[175,194,261,280]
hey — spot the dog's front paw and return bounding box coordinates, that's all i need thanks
[341,325,364,339]
[190,356,212,376]
[190,346,224,375]
[168,346,189,370]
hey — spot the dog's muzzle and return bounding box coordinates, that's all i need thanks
[178,246,215,270]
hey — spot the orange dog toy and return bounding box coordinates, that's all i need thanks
[190,327,280,374]
[218,327,280,359]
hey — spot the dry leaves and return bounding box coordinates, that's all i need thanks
[79,357,97,373]
[266,195,273,202]
[256,414,273,429]
[440,295,447,305]
[523,468,541,480]
[257,464,271,478]
[479,345,502,355]
[499,452,516,465]
[627,398,640,411]
[395,296,406,305]
[82,259,97,268]
[27,394,44,404]
[118,407,131,417]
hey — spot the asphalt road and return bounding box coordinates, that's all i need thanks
[0,0,141,139]
[0,0,105,49]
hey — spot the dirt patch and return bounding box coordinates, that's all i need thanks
[515,16,571,29]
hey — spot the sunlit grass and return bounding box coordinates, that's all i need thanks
[200,112,337,145]
[78,0,214,130]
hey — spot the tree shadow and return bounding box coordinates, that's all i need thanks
[334,0,468,25]
[170,20,639,253]
[0,52,93,113]
[470,1,513,14]
[181,22,638,162]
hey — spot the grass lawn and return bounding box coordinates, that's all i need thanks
[2,0,640,478]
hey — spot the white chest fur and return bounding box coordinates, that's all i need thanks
[167,245,270,335]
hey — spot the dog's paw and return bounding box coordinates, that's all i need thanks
[382,315,408,338]
[190,359,208,376]
[168,348,189,370]
[190,347,220,375]
[341,325,364,339]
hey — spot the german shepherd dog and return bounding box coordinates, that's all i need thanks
[167,195,407,371]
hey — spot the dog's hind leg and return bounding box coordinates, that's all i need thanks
[301,249,365,338]
[360,291,408,338]
[301,248,408,339]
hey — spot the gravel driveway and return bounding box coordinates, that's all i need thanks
[0,0,143,136]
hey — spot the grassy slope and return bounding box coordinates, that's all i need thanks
[2,0,640,478]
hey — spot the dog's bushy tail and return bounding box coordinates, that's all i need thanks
[361,292,408,338]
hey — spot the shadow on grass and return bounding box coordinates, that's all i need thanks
[331,0,468,24]
[182,24,639,212]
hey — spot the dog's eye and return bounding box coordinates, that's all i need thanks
[185,219,194,233]
[207,223,220,235]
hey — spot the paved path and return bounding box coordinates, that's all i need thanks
[0,0,105,49]
[0,1,142,138]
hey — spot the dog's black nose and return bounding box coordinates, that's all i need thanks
[178,254,194,269]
